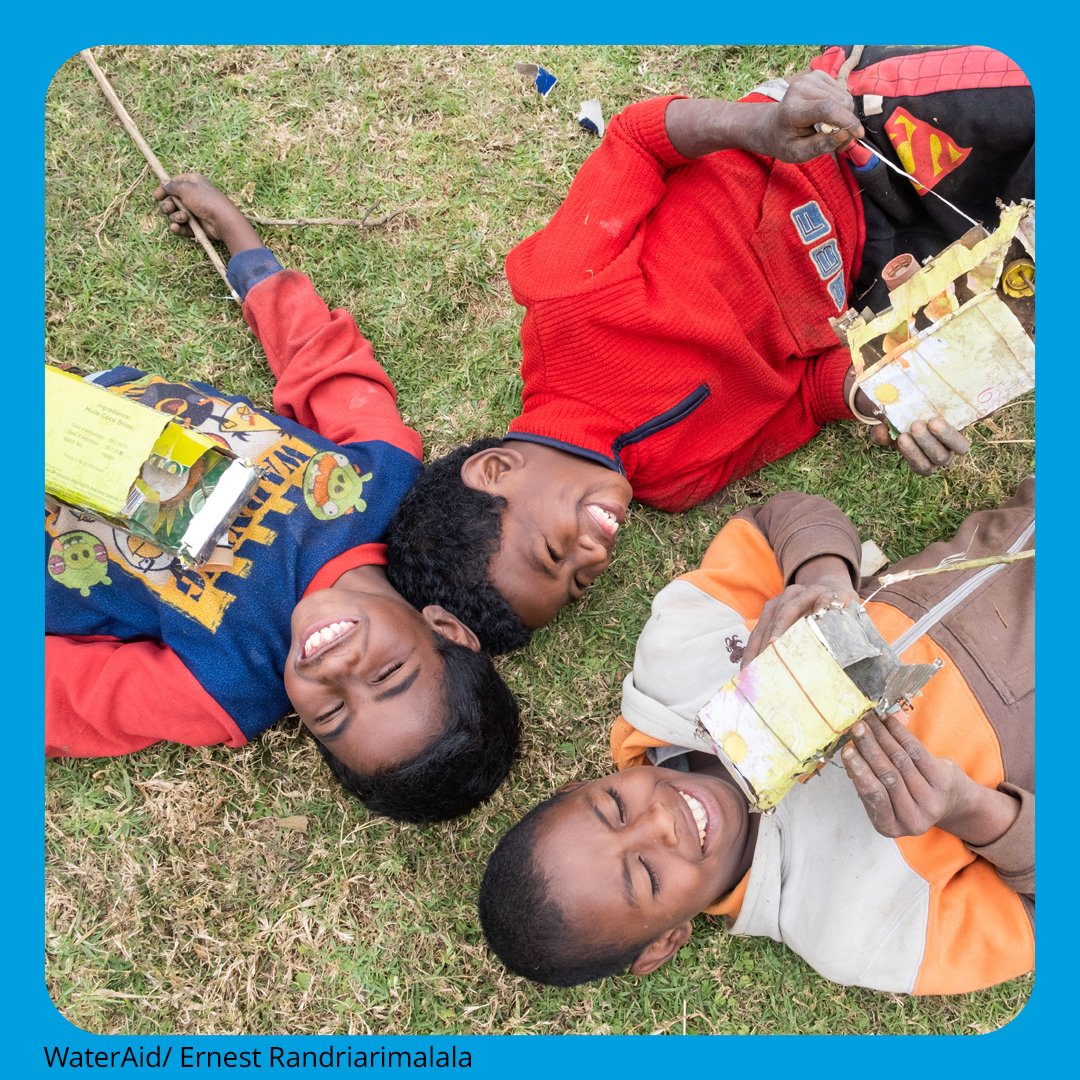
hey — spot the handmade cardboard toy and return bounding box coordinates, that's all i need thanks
[695,603,942,811]
[45,365,261,568]
[832,200,1035,435]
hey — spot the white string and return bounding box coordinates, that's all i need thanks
[853,137,981,230]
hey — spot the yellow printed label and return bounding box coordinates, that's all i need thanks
[45,367,171,514]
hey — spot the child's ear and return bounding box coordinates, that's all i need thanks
[629,922,693,976]
[460,446,525,493]
[422,605,482,652]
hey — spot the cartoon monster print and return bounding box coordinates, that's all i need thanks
[124,380,217,428]
[113,530,177,574]
[725,634,745,664]
[48,531,112,597]
[219,403,279,436]
[303,452,373,520]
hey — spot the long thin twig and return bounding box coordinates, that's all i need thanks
[248,207,410,229]
[80,48,239,301]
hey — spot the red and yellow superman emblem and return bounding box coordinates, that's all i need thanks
[884,107,971,194]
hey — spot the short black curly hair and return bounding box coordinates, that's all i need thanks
[478,793,650,986]
[313,634,521,824]
[384,437,532,655]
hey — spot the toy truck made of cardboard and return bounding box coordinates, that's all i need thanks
[831,200,1034,435]
[695,602,941,811]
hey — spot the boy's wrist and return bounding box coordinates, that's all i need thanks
[225,247,283,302]
[844,366,884,426]
[792,554,854,590]
[713,102,769,157]
[217,213,263,258]
[939,774,1021,847]
[665,99,760,158]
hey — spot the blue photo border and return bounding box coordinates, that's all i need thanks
[19,5,1061,1072]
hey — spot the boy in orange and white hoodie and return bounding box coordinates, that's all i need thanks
[479,479,1033,992]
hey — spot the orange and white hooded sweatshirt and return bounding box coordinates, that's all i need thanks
[612,481,1034,994]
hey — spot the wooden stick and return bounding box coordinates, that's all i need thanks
[877,549,1033,587]
[79,48,239,301]
[835,45,865,84]
[248,208,409,229]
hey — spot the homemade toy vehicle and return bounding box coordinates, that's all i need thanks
[832,200,1035,435]
[45,365,261,568]
[696,602,942,811]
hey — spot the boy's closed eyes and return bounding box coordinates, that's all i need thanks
[526,766,758,974]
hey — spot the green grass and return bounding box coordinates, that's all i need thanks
[45,45,1034,1036]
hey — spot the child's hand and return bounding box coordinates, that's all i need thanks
[154,174,262,256]
[753,70,863,163]
[871,417,970,477]
[841,713,969,838]
[846,371,969,476]
[155,173,231,240]
[839,711,1020,848]
[742,560,858,666]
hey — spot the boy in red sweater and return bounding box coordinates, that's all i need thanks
[386,47,1033,654]
[46,176,520,823]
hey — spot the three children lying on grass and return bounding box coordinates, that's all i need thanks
[46,44,1034,994]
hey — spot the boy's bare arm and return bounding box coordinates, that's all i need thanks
[154,173,263,257]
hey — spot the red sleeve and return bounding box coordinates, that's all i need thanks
[46,636,247,757]
[505,95,693,304]
[800,343,856,426]
[742,343,855,465]
[240,270,423,461]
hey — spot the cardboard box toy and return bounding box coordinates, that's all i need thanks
[45,365,262,567]
[831,200,1035,435]
[695,602,942,811]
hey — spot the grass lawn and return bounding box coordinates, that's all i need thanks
[45,45,1034,1036]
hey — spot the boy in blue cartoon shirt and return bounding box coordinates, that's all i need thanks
[46,176,519,823]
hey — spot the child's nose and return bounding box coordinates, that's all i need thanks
[636,800,678,848]
[310,641,364,684]
[570,536,612,578]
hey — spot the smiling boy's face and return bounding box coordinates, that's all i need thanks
[531,766,755,971]
[460,442,632,629]
[284,588,473,775]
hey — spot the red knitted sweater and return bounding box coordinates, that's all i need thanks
[505,94,866,512]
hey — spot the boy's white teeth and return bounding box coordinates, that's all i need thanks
[303,620,354,658]
[679,791,708,850]
[587,504,620,535]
